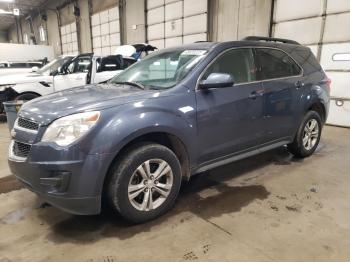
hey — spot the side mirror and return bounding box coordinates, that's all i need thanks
[31,66,39,72]
[199,73,234,89]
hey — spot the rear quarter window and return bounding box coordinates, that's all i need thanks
[255,48,302,80]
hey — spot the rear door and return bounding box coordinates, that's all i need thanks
[254,48,303,144]
[196,48,265,164]
[53,54,93,91]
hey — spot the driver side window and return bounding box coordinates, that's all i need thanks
[203,48,256,84]
[66,56,92,74]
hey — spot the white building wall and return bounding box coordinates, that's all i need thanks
[91,6,121,56]
[273,0,350,127]
[210,0,271,42]
[146,0,208,49]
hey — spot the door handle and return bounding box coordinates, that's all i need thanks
[249,90,264,99]
[295,80,305,88]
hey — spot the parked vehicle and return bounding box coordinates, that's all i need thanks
[0,60,45,76]
[115,43,157,60]
[0,54,135,114]
[0,55,73,114]
[8,37,330,223]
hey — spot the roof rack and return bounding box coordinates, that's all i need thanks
[194,41,212,43]
[242,36,300,45]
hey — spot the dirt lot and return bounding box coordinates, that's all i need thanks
[0,123,350,262]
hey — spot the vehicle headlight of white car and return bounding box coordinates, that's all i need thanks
[0,84,15,92]
[42,111,100,146]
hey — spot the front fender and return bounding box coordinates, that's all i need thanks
[89,106,197,159]
[79,91,198,196]
[86,107,197,196]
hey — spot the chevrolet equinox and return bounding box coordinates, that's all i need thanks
[8,37,330,223]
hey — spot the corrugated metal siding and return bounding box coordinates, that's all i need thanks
[61,22,79,55]
[91,6,121,56]
[273,0,350,127]
[146,0,208,49]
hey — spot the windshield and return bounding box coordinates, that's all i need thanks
[37,56,72,75]
[110,49,208,89]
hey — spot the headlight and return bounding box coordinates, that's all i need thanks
[0,84,15,92]
[42,111,100,146]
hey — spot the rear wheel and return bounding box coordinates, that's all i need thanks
[107,143,182,223]
[288,111,322,158]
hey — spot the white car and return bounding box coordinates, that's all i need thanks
[0,61,45,76]
[0,53,136,113]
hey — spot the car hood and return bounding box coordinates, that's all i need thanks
[0,72,48,85]
[19,83,161,125]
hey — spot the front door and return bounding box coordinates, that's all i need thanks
[53,54,93,91]
[196,48,264,164]
[253,48,304,143]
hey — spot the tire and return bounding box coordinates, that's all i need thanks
[288,110,322,158]
[107,143,182,223]
[15,93,39,102]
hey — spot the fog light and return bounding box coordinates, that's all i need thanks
[40,171,70,192]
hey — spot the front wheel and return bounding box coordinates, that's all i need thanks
[288,111,322,158]
[107,143,182,223]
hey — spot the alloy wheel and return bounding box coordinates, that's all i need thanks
[302,119,319,150]
[128,159,173,211]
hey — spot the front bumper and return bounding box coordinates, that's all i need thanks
[8,150,114,215]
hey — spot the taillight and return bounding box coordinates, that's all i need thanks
[324,76,331,92]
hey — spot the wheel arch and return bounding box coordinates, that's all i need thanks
[101,131,191,200]
[308,101,326,123]
[15,91,41,99]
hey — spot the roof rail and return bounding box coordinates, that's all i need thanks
[194,41,212,43]
[242,36,300,45]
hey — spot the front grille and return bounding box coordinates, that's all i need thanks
[12,141,31,158]
[17,117,39,131]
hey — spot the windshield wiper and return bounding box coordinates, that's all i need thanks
[113,81,145,90]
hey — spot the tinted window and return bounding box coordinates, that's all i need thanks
[122,58,136,69]
[28,62,42,68]
[96,55,123,72]
[255,48,301,80]
[203,48,256,84]
[66,56,91,73]
[10,63,27,68]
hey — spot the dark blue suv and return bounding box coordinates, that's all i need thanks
[8,37,330,223]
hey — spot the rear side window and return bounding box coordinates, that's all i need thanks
[203,48,256,84]
[255,48,301,80]
[97,56,123,72]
